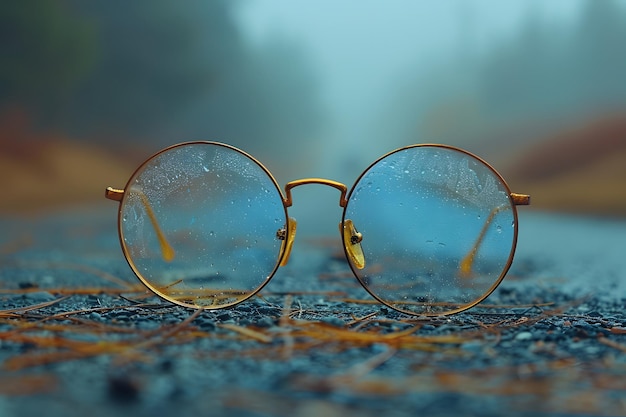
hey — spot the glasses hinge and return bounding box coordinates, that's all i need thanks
[105,187,124,201]
[511,193,531,206]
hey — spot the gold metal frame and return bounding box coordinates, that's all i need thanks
[106,141,530,316]
[106,142,290,310]
[340,144,529,316]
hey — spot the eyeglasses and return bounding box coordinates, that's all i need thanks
[106,141,530,316]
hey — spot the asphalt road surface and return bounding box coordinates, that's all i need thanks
[0,209,624,417]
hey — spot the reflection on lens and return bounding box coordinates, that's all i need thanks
[119,142,287,309]
[343,145,517,315]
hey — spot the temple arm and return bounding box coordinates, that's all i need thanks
[459,192,530,278]
[105,187,176,262]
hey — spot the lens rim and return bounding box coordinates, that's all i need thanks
[116,141,289,310]
[341,143,520,316]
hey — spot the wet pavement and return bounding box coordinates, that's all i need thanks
[0,208,625,417]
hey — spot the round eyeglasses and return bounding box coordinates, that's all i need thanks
[106,142,530,316]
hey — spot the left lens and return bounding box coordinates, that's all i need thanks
[343,145,518,315]
[119,142,287,309]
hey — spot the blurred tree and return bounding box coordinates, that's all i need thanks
[66,0,226,143]
[480,10,565,122]
[383,0,626,150]
[480,0,626,124]
[571,0,626,111]
[1,0,326,166]
[179,34,324,160]
[0,0,95,124]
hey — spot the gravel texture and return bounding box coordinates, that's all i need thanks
[0,209,625,417]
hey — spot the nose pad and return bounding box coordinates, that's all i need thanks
[277,217,297,266]
[340,219,365,270]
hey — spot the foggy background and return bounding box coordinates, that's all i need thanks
[2,0,625,230]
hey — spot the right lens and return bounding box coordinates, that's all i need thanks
[343,145,518,315]
[118,142,287,309]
